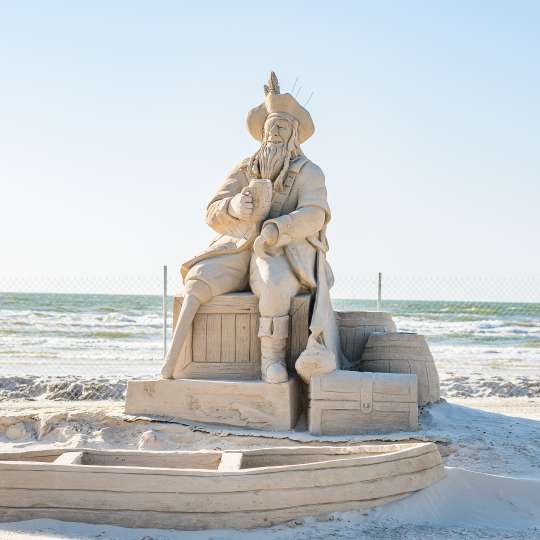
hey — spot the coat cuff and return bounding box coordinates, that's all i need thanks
[206,197,239,231]
[216,197,240,222]
[218,198,235,220]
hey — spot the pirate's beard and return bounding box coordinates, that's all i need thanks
[255,141,290,182]
[248,121,302,191]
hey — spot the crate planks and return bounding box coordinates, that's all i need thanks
[172,292,310,380]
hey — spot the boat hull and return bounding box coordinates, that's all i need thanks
[0,444,444,530]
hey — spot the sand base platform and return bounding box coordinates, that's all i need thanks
[125,377,302,431]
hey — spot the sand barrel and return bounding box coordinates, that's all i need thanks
[361,332,440,405]
[335,311,397,369]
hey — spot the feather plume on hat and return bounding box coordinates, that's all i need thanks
[264,71,280,96]
[247,72,315,144]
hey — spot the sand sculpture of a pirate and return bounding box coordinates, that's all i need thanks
[162,72,343,384]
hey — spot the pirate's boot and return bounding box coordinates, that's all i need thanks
[259,315,289,384]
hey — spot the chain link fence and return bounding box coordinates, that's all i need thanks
[1,273,539,402]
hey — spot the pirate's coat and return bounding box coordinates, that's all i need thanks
[181,155,342,367]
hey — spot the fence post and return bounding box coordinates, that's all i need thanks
[163,265,168,360]
[377,272,382,311]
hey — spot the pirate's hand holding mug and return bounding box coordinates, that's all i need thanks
[230,178,273,223]
[229,188,254,220]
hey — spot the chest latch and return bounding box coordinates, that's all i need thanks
[359,375,374,414]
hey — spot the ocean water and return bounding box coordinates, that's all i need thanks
[0,293,163,378]
[0,292,538,379]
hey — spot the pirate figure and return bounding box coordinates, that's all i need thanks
[162,72,342,383]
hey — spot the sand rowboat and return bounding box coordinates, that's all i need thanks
[0,443,443,530]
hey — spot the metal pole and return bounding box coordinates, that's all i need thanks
[163,265,168,360]
[377,272,382,311]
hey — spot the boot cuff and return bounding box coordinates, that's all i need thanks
[258,315,290,338]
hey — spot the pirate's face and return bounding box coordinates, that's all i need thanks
[264,116,293,146]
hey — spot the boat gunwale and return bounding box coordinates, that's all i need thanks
[0,443,439,476]
[0,442,434,460]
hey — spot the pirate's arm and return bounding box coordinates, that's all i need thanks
[262,163,329,248]
[206,164,251,234]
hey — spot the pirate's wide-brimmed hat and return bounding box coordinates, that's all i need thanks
[246,72,315,144]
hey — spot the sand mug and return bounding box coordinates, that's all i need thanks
[243,178,272,224]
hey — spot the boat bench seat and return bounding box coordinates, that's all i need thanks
[53,452,84,465]
[218,451,243,471]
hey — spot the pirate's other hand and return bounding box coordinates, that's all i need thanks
[260,223,279,246]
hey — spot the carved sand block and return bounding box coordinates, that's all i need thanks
[335,311,397,368]
[361,332,441,405]
[309,370,418,435]
[172,292,310,379]
[0,443,444,530]
[125,377,301,431]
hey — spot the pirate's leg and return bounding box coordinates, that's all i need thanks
[161,251,250,379]
[161,279,212,379]
[250,253,300,383]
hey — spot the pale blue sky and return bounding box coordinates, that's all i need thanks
[1,1,539,289]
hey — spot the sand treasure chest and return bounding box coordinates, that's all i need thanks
[361,332,440,405]
[308,370,418,435]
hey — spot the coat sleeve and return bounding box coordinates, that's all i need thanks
[265,162,329,248]
[206,162,249,235]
